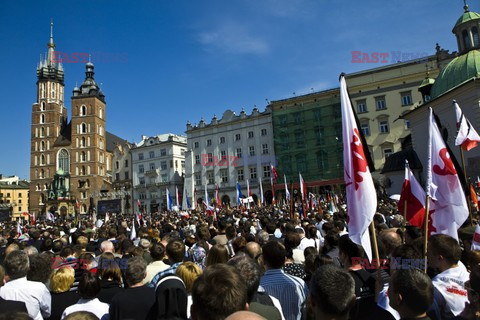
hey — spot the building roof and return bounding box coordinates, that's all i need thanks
[106,131,127,153]
[0,180,29,190]
[53,122,72,147]
[454,10,480,29]
[380,147,423,174]
[431,49,480,99]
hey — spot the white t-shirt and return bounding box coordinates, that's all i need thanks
[431,261,470,319]
[61,298,109,320]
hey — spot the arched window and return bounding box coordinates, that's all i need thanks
[36,184,40,191]
[58,149,69,172]
[86,179,90,188]
[81,204,87,213]
[81,151,86,162]
[463,29,471,49]
[41,127,45,137]
[40,102,46,111]
[81,123,87,134]
[81,166,86,175]
[41,83,46,98]
[44,183,48,190]
[99,108,103,119]
[473,27,480,47]
[40,154,45,165]
[40,141,45,151]
[81,137,86,147]
[80,105,87,116]
[40,169,45,179]
[40,113,45,124]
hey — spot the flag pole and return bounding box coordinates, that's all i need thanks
[402,198,407,243]
[423,194,430,273]
[459,147,474,226]
[290,180,294,220]
[369,222,380,266]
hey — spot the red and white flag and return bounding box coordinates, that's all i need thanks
[340,75,377,261]
[137,199,141,211]
[271,177,276,204]
[215,183,221,207]
[398,160,426,228]
[477,176,480,188]
[471,224,480,251]
[454,101,480,151]
[427,107,469,240]
[75,199,80,209]
[270,164,278,181]
[30,212,35,225]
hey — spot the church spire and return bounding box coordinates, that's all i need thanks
[47,19,56,66]
[464,0,469,13]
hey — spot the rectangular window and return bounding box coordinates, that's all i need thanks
[293,112,302,124]
[139,164,144,173]
[115,173,120,181]
[207,139,212,146]
[405,120,411,130]
[379,120,389,133]
[181,160,185,170]
[401,91,413,106]
[207,171,214,185]
[361,123,370,136]
[236,148,242,158]
[262,144,269,154]
[220,169,228,183]
[261,128,267,136]
[237,169,244,182]
[248,131,254,138]
[357,100,367,113]
[125,171,129,180]
[161,161,167,170]
[194,142,199,148]
[195,173,202,186]
[295,129,304,146]
[161,174,168,182]
[149,151,155,159]
[139,177,145,185]
[181,149,186,156]
[263,166,271,178]
[250,167,257,179]
[139,193,146,200]
[149,163,155,170]
[235,133,241,141]
[207,153,213,165]
[249,146,255,156]
[138,153,144,160]
[124,159,128,167]
[161,149,166,156]
[383,148,393,159]
[375,96,387,110]
[220,137,225,144]
[195,155,200,164]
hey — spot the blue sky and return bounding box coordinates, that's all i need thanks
[0,0,467,179]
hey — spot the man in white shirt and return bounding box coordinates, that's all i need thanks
[0,250,51,320]
[427,234,470,319]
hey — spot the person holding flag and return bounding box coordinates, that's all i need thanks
[340,74,377,261]
[398,160,426,229]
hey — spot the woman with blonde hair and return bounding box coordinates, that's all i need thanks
[50,267,79,320]
[176,261,203,319]
[206,244,229,267]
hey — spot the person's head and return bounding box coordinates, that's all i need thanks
[427,234,462,272]
[150,243,165,261]
[97,252,122,283]
[245,242,262,260]
[226,226,236,240]
[4,243,19,258]
[390,244,422,272]
[166,239,186,263]
[50,267,75,293]
[4,250,29,280]
[76,236,88,250]
[139,239,151,250]
[23,246,38,256]
[465,264,480,309]
[100,240,115,253]
[176,261,203,294]
[228,255,262,303]
[125,256,146,286]
[388,269,434,317]
[225,311,266,320]
[63,311,99,320]
[27,253,52,284]
[379,229,402,257]
[52,240,63,253]
[191,264,248,320]
[206,244,229,267]
[78,272,101,299]
[309,265,355,320]
[262,241,286,269]
[338,235,364,267]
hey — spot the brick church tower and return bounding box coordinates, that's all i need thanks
[29,22,123,218]
[29,22,67,215]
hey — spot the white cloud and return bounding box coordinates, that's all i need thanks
[197,22,269,55]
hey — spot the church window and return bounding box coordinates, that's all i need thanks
[40,141,45,151]
[81,137,86,147]
[81,166,86,175]
[87,166,91,175]
[81,151,86,162]
[81,123,87,134]
[41,127,45,137]
[41,83,46,98]
[80,105,87,116]
[463,30,471,49]
[58,149,69,173]
[99,108,103,119]
[40,114,45,124]
[41,102,46,111]
[473,27,480,47]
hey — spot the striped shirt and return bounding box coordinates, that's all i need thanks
[148,262,182,288]
[260,268,308,320]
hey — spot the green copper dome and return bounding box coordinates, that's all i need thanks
[454,10,480,29]
[431,50,480,99]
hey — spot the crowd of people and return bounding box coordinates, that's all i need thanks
[0,198,478,320]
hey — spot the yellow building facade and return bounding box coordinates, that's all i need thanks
[0,177,30,221]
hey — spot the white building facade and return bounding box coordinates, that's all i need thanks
[132,134,187,213]
[185,106,275,208]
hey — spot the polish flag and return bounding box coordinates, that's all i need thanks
[398,160,426,228]
[75,199,80,209]
[427,107,469,240]
[215,183,221,207]
[31,212,36,225]
[137,199,141,210]
[454,100,480,151]
[340,75,377,261]
[284,175,290,201]
[471,224,480,251]
[270,164,278,181]
[299,173,306,201]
